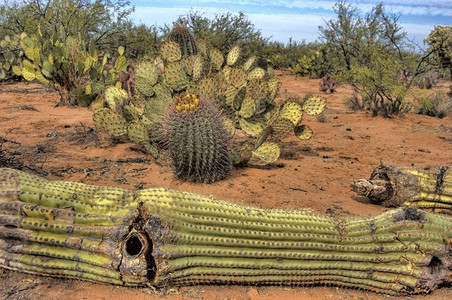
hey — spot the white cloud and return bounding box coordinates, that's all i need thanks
[130,1,450,44]
[247,13,330,42]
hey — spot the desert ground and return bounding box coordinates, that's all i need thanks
[1,71,451,299]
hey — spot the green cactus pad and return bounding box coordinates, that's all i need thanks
[93,108,127,137]
[196,77,218,103]
[268,77,281,101]
[145,96,171,124]
[164,61,189,92]
[243,56,257,72]
[228,68,247,88]
[12,65,22,76]
[209,48,224,71]
[279,102,303,125]
[294,124,313,140]
[159,41,182,63]
[181,56,195,76]
[135,61,159,86]
[35,70,49,85]
[153,83,173,104]
[239,96,256,118]
[135,79,155,97]
[104,86,128,112]
[41,60,53,78]
[246,80,270,107]
[272,117,295,139]
[222,115,236,138]
[249,141,280,165]
[192,55,205,81]
[127,120,149,144]
[303,95,327,115]
[226,45,240,66]
[225,85,238,107]
[239,116,266,137]
[21,67,36,81]
[247,67,266,81]
[122,104,141,122]
[134,61,158,97]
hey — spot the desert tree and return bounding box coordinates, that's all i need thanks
[424,25,452,80]
[0,0,134,54]
[319,0,415,117]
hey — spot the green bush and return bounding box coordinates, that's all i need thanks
[415,91,452,118]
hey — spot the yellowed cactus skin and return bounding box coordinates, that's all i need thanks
[1,168,452,295]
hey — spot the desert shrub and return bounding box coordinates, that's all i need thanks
[264,39,314,70]
[415,91,452,118]
[345,92,370,111]
[319,1,415,117]
[415,71,441,89]
[290,48,329,78]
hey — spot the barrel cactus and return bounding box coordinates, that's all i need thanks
[167,25,198,57]
[163,91,231,183]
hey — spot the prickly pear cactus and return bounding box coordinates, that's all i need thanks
[14,28,127,106]
[163,91,231,183]
[94,25,327,171]
[0,34,24,80]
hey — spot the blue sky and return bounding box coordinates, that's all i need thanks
[129,0,452,47]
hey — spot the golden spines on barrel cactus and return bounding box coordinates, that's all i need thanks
[163,94,231,183]
[1,168,452,294]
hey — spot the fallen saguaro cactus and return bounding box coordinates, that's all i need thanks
[0,168,451,295]
[351,163,452,211]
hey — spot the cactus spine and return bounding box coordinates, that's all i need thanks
[1,168,451,294]
[163,92,231,183]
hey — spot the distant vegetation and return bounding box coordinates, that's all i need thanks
[0,0,451,117]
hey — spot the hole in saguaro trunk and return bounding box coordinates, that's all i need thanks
[126,233,145,256]
[428,256,445,277]
[122,230,157,281]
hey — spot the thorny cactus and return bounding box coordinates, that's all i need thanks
[0,34,23,80]
[319,74,335,94]
[93,26,326,175]
[351,163,452,212]
[14,27,127,106]
[0,168,451,294]
[167,25,198,57]
[163,92,231,183]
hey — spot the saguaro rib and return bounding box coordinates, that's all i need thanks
[0,168,451,295]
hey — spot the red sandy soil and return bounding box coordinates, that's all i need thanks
[1,71,451,299]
